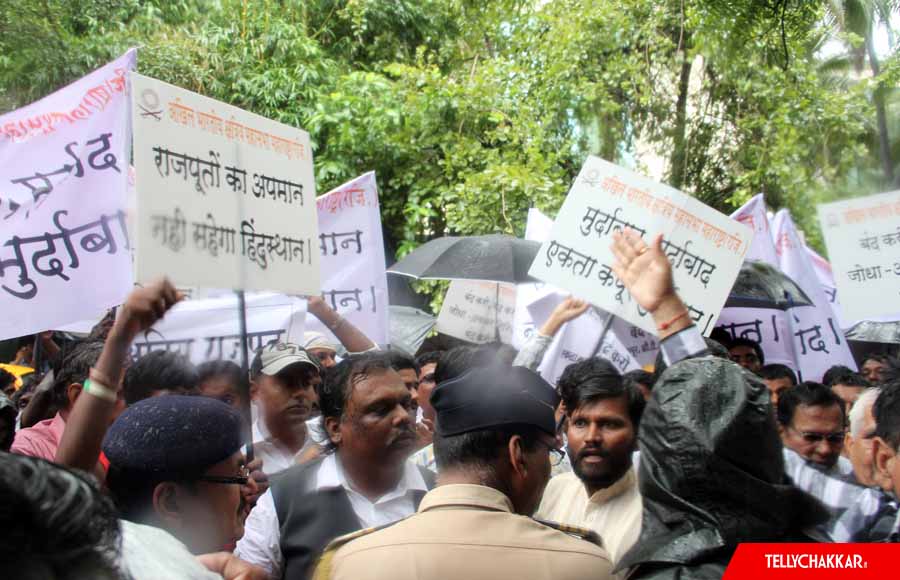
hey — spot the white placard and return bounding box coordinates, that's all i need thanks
[529,157,751,336]
[817,190,900,322]
[0,51,136,340]
[436,281,516,344]
[131,73,320,295]
[130,292,306,364]
[308,172,389,345]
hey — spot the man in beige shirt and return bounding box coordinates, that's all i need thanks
[315,365,613,580]
[537,357,644,566]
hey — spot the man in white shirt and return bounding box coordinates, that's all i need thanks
[236,351,435,579]
[249,343,322,475]
[536,357,644,567]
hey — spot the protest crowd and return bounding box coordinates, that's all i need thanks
[3,48,900,580]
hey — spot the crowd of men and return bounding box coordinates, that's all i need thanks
[2,228,900,580]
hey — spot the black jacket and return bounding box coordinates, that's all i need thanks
[617,357,828,579]
[271,455,436,580]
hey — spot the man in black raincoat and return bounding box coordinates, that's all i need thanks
[608,229,828,579]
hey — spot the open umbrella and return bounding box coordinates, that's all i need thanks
[845,321,900,344]
[389,305,436,354]
[724,260,814,310]
[387,234,541,284]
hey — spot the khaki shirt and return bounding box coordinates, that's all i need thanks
[536,468,642,566]
[316,484,613,580]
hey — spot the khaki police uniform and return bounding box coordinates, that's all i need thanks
[314,484,614,580]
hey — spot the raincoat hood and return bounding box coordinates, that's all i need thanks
[618,357,827,578]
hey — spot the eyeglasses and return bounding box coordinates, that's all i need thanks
[537,439,567,466]
[790,427,845,445]
[196,465,251,486]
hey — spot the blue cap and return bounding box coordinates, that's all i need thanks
[431,365,560,437]
[102,395,244,480]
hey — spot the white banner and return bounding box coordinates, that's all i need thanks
[131,73,320,295]
[130,292,306,364]
[308,172,389,345]
[817,190,900,323]
[436,281,516,344]
[512,208,556,349]
[0,51,136,340]
[530,157,751,336]
[773,210,857,380]
[722,195,798,371]
[528,293,644,384]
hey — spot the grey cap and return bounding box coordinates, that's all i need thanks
[250,342,319,377]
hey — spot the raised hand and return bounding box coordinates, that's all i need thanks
[113,279,183,341]
[540,297,591,337]
[610,228,690,338]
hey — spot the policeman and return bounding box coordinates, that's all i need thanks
[315,364,614,580]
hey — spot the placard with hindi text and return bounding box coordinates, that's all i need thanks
[529,157,752,336]
[817,190,900,322]
[131,73,320,295]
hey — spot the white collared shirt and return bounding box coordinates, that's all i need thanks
[251,403,314,476]
[536,467,642,567]
[235,453,427,578]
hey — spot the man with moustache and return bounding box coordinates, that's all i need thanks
[249,342,322,475]
[536,357,645,567]
[236,352,435,579]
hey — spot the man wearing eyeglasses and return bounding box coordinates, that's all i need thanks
[777,382,855,479]
[313,364,613,580]
[535,357,644,569]
[103,394,257,555]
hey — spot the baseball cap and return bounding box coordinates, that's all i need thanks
[250,342,320,378]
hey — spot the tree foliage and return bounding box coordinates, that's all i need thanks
[1,0,896,284]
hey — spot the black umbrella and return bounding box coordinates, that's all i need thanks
[388,305,436,354]
[846,320,900,344]
[724,260,814,310]
[387,234,541,284]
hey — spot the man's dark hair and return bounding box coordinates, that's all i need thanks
[883,358,900,385]
[622,369,653,393]
[50,340,104,410]
[776,381,846,427]
[433,424,542,472]
[759,364,798,385]
[728,337,765,365]
[828,372,871,389]
[196,360,248,398]
[319,351,397,424]
[0,367,16,394]
[415,351,442,369]
[435,346,480,385]
[123,350,199,406]
[385,350,420,377]
[873,384,900,450]
[0,454,121,579]
[864,354,892,365]
[822,365,855,387]
[558,358,645,429]
[197,359,245,388]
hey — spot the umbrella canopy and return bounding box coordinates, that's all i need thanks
[389,305,436,354]
[846,321,900,344]
[387,234,541,284]
[725,260,814,310]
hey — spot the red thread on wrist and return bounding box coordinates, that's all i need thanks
[658,310,689,332]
